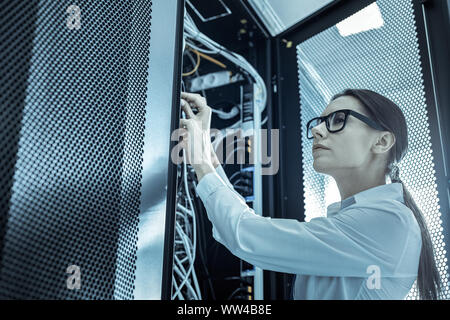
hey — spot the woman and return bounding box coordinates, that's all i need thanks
[178,89,441,300]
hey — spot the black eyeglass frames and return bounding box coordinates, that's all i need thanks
[306,109,385,139]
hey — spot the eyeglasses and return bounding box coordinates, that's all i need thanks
[306,109,385,139]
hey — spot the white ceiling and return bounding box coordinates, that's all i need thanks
[248,0,336,36]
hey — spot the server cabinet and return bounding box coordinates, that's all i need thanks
[0,0,183,299]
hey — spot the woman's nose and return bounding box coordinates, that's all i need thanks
[311,122,327,139]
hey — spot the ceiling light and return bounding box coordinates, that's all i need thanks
[336,2,384,37]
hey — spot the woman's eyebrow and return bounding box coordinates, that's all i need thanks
[320,110,333,117]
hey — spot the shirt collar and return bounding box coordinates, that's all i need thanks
[326,182,404,217]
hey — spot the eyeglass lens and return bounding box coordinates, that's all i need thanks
[307,111,346,138]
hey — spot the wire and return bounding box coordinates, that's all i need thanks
[177,203,194,217]
[190,47,227,69]
[182,49,200,77]
[184,13,267,113]
[186,39,219,54]
[173,260,199,299]
[172,145,201,299]
[261,116,268,125]
[225,147,245,165]
[232,178,243,186]
[184,50,208,100]
[171,126,203,300]
[173,220,197,298]
[228,170,241,183]
[211,106,240,120]
[227,287,251,300]
[172,279,185,300]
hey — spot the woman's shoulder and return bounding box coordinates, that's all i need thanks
[337,198,421,241]
[346,197,412,221]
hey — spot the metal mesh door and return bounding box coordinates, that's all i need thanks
[0,1,152,299]
[297,0,449,299]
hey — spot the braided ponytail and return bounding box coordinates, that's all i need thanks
[388,164,442,299]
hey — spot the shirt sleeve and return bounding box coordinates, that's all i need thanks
[214,164,247,203]
[195,171,414,277]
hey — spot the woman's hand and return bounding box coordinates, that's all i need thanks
[181,92,211,131]
[179,92,215,181]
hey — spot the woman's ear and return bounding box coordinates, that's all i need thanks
[373,131,396,155]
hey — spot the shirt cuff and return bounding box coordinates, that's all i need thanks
[195,170,228,201]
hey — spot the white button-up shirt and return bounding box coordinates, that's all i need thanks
[195,165,422,300]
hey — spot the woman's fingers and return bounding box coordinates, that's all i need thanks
[181,98,195,118]
[181,92,207,111]
[179,118,187,128]
[179,118,193,130]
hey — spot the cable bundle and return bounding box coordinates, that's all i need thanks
[171,152,202,300]
[171,11,270,300]
[183,12,267,114]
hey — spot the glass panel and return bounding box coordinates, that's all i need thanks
[297,0,449,299]
[248,0,334,36]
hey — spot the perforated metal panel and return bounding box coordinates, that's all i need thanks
[0,1,152,299]
[297,0,449,299]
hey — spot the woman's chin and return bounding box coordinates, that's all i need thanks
[313,159,329,174]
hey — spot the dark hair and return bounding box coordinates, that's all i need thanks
[331,88,442,300]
